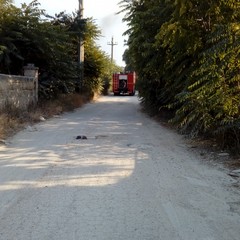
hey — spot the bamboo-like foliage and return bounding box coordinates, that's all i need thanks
[120,0,240,151]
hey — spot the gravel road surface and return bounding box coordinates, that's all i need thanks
[0,95,240,240]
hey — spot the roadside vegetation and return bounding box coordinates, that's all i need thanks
[0,93,90,139]
[0,0,122,139]
[120,0,240,153]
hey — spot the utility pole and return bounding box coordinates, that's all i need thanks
[108,36,118,63]
[77,0,84,92]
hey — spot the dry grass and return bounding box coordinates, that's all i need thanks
[0,93,92,140]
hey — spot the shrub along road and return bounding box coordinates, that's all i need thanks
[0,95,240,240]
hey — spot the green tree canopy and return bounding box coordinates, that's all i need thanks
[120,0,240,151]
[0,0,116,98]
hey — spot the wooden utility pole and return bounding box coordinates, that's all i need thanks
[78,0,84,91]
[108,36,118,63]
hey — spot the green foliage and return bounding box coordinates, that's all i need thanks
[121,0,240,151]
[173,23,240,137]
[0,0,115,98]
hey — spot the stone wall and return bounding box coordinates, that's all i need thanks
[0,74,38,110]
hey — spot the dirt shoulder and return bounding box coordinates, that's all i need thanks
[0,93,93,141]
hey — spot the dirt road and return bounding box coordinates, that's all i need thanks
[0,95,240,240]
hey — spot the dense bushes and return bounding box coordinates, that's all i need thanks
[0,0,119,98]
[120,0,240,151]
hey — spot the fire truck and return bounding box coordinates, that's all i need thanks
[112,72,136,96]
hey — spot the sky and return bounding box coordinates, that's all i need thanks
[14,0,128,66]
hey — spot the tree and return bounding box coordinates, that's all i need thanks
[0,0,117,98]
[120,0,240,151]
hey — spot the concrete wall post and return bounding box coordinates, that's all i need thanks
[23,64,39,102]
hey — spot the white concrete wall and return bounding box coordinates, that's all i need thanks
[0,74,38,110]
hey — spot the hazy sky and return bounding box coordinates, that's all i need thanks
[14,0,128,66]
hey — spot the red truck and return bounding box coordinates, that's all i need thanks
[112,72,136,96]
